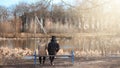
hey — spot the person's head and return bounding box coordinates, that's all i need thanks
[51,36,57,42]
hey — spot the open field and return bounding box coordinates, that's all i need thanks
[0,33,118,38]
[1,56,120,68]
[0,33,120,68]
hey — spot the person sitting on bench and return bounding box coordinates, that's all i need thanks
[38,41,47,65]
[48,36,60,65]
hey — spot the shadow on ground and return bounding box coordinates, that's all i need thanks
[0,64,73,68]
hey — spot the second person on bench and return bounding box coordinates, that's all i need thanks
[48,36,60,65]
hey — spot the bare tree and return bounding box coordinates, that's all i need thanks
[0,6,8,22]
[12,2,30,18]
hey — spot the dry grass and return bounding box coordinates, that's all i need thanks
[0,46,120,65]
[0,47,33,65]
[47,22,78,33]
[0,19,120,64]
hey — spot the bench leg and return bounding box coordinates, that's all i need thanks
[71,50,74,64]
[34,51,37,65]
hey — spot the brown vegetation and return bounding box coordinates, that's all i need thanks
[0,1,120,65]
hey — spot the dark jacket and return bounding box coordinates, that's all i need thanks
[48,36,60,53]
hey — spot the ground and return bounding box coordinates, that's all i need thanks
[1,56,120,68]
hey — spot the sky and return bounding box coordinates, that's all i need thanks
[0,0,34,7]
[0,0,63,7]
[0,0,75,7]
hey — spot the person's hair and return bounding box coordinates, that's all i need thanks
[51,36,56,41]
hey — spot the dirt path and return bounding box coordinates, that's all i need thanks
[1,57,120,68]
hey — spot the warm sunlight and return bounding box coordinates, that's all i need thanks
[0,0,120,68]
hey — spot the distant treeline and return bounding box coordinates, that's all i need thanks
[0,0,119,33]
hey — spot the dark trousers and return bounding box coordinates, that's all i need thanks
[39,56,46,64]
[48,51,56,64]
